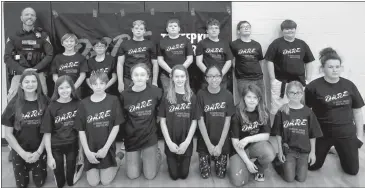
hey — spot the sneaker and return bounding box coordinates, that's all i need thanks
[255,173,265,182]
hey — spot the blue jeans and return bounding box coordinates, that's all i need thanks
[282,149,309,182]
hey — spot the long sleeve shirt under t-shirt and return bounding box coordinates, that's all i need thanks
[264,37,314,86]
[305,77,365,138]
[1,97,45,152]
[158,93,197,156]
[271,106,323,153]
[196,38,233,71]
[117,39,157,79]
[196,88,235,154]
[51,52,88,83]
[120,84,163,152]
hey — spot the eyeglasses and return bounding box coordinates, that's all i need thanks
[94,45,106,49]
[206,75,222,80]
[240,25,251,29]
[288,91,303,96]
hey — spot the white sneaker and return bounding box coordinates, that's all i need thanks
[255,173,265,182]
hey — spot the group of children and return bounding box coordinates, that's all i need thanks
[2,17,364,188]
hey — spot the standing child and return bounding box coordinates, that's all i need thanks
[196,65,234,179]
[228,84,275,186]
[51,33,88,97]
[41,75,82,188]
[75,71,124,186]
[157,19,194,92]
[272,81,323,182]
[2,71,48,188]
[117,20,158,93]
[120,63,163,180]
[159,65,197,180]
[86,38,117,96]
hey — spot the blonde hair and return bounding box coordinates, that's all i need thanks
[280,81,304,115]
[166,65,193,104]
[61,33,78,45]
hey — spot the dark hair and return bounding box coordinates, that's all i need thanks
[204,65,223,77]
[237,83,269,125]
[206,18,220,29]
[51,75,80,101]
[236,20,251,31]
[319,47,342,67]
[166,19,180,28]
[89,70,109,85]
[166,65,193,104]
[92,38,108,47]
[14,71,48,130]
[281,19,297,30]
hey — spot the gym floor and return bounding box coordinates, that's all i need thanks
[2,136,365,187]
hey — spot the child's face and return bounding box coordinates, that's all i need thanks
[282,28,296,39]
[93,43,107,55]
[131,67,149,87]
[287,86,303,102]
[323,59,341,80]
[132,24,146,38]
[62,37,76,51]
[58,81,72,99]
[91,78,106,94]
[207,24,220,38]
[239,23,251,36]
[172,69,186,88]
[244,91,259,110]
[21,75,38,93]
[166,22,180,35]
[205,67,222,88]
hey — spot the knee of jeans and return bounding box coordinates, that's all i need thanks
[343,166,359,176]
[284,176,295,183]
[169,171,179,180]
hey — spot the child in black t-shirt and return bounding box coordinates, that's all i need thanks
[86,38,117,96]
[157,19,194,92]
[272,81,323,182]
[116,20,158,93]
[75,71,125,186]
[120,63,163,180]
[41,75,82,188]
[196,65,234,179]
[305,48,364,175]
[228,83,275,186]
[196,18,233,89]
[51,33,88,98]
[2,71,48,188]
[159,65,197,180]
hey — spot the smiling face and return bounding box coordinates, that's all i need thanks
[20,8,36,27]
[172,69,186,88]
[205,67,222,88]
[62,37,76,51]
[58,81,72,100]
[93,42,107,55]
[282,28,296,40]
[21,75,38,93]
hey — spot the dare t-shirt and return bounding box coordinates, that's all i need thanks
[75,94,124,170]
[196,38,233,71]
[51,53,88,83]
[158,93,197,156]
[230,39,264,80]
[271,106,323,153]
[117,39,157,79]
[121,85,163,152]
[157,36,193,76]
[230,109,271,151]
[264,37,314,85]
[196,88,234,154]
[1,98,44,152]
[305,77,364,138]
[41,99,79,146]
[87,55,116,78]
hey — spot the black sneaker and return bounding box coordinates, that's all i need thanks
[254,173,265,182]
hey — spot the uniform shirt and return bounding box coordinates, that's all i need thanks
[120,84,162,152]
[305,77,365,138]
[40,99,80,146]
[196,88,235,154]
[271,106,323,153]
[87,55,116,78]
[196,38,233,71]
[117,39,157,79]
[158,93,197,156]
[264,37,314,86]
[51,53,88,83]
[230,39,264,80]
[230,109,271,151]
[157,35,193,76]
[4,27,53,74]
[1,98,45,152]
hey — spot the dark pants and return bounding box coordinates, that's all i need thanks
[199,153,228,179]
[12,150,47,188]
[166,155,191,180]
[52,142,78,188]
[308,136,361,175]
